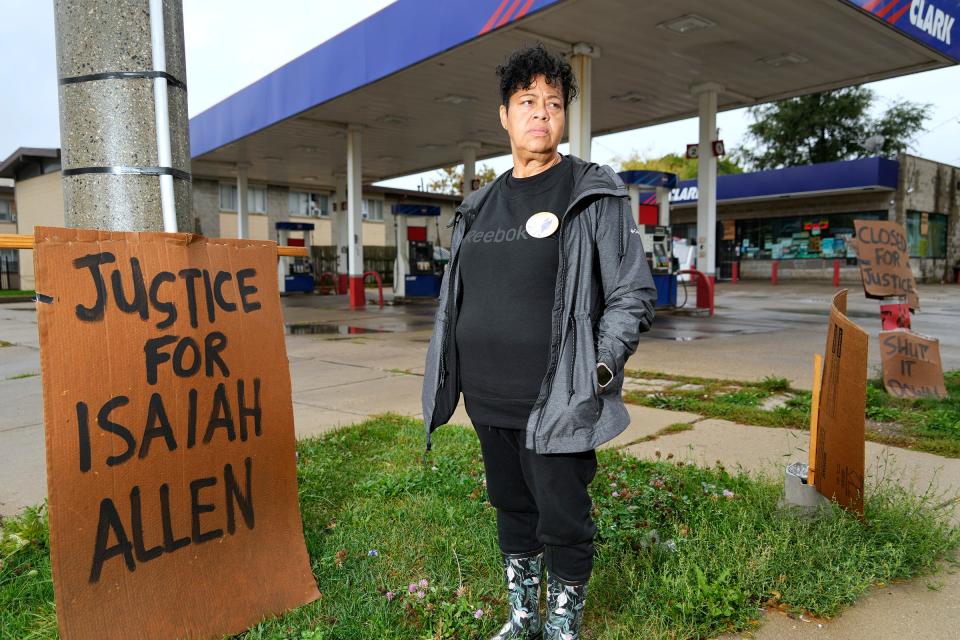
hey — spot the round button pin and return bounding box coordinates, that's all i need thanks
[525,211,560,238]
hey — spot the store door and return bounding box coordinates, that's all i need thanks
[716,220,737,280]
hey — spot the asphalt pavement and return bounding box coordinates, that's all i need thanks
[2,280,959,639]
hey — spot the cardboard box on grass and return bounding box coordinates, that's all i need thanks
[811,290,868,517]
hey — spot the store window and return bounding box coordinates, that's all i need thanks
[906,211,947,258]
[289,191,329,217]
[736,212,886,260]
[219,184,267,212]
[363,198,384,221]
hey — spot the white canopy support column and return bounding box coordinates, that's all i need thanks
[347,124,365,308]
[333,172,348,293]
[236,162,249,239]
[627,185,641,226]
[568,43,599,161]
[393,213,409,298]
[459,141,481,199]
[692,82,722,281]
[656,186,671,227]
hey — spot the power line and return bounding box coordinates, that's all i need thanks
[908,111,960,144]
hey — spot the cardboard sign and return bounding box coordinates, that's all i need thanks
[813,290,868,516]
[853,219,920,310]
[722,219,735,241]
[34,227,319,640]
[879,329,947,399]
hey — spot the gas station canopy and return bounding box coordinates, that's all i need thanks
[190,0,959,189]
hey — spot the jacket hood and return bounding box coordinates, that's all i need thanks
[458,154,627,214]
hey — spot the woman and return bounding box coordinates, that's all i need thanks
[422,45,656,639]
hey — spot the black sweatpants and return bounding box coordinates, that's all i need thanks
[473,424,598,583]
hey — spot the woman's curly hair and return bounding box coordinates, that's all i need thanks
[496,44,579,109]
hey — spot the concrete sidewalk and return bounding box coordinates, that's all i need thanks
[2,284,959,639]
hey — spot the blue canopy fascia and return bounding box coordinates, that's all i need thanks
[189,0,565,157]
[670,157,899,205]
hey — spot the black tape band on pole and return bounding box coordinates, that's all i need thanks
[61,166,192,182]
[58,71,186,91]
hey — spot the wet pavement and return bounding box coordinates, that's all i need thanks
[637,281,960,388]
[3,280,959,638]
[2,280,959,515]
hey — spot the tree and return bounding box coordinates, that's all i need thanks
[427,163,498,195]
[614,151,743,179]
[737,86,931,170]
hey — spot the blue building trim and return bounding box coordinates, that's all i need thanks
[189,0,565,157]
[392,204,441,216]
[276,221,316,231]
[669,157,899,205]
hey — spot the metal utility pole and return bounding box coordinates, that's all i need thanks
[53,0,193,232]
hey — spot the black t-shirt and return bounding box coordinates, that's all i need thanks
[455,156,574,429]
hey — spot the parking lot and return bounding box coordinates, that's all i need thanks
[2,280,958,515]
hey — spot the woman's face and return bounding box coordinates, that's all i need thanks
[499,74,565,158]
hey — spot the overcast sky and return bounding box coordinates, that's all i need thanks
[2,0,959,191]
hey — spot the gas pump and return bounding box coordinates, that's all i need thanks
[618,170,680,308]
[392,204,443,298]
[276,221,316,293]
[644,226,673,273]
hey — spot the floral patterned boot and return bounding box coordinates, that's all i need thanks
[490,549,544,640]
[543,573,588,640]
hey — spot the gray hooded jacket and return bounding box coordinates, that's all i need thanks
[421,155,657,454]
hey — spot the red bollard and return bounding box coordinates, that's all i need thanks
[677,269,714,316]
[832,259,841,287]
[771,260,779,285]
[731,262,739,284]
[362,270,385,308]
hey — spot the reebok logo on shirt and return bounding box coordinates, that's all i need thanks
[463,223,530,244]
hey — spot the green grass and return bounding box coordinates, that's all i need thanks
[0,289,34,298]
[2,415,958,639]
[658,422,696,436]
[624,370,960,458]
[0,505,54,639]
[625,370,812,430]
[6,372,38,380]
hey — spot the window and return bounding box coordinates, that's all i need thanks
[219,184,236,211]
[362,198,384,221]
[906,211,948,258]
[0,248,17,267]
[0,199,13,222]
[736,211,886,260]
[289,191,329,217]
[219,184,266,212]
[248,186,266,213]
